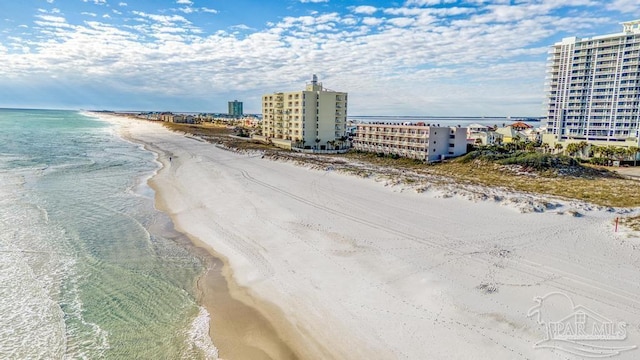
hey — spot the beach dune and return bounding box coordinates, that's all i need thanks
[113,117,640,359]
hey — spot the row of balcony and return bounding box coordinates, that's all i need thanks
[356,138,428,146]
[357,129,429,136]
[266,96,346,105]
[271,124,302,129]
[559,115,640,121]
[562,126,617,131]
[266,109,302,114]
[354,143,429,152]
[265,129,301,134]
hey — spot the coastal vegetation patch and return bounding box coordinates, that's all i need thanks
[162,122,274,151]
[159,122,640,208]
[620,215,640,231]
[456,150,616,178]
[431,152,639,208]
[344,150,640,208]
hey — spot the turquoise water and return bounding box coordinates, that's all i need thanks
[0,109,217,359]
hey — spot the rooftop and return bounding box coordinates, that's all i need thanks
[557,19,640,45]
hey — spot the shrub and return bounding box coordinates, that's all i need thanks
[589,157,608,166]
[496,153,577,171]
[457,150,579,171]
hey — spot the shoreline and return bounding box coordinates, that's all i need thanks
[124,125,306,359]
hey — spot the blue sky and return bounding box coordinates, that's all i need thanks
[0,0,638,116]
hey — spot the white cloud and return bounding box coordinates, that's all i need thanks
[0,0,625,114]
[404,0,456,6]
[176,6,218,14]
[352,6,377,15]
[119,2,128,6]
[607,0,640,14]
[82,0,108,4]
[34,14,66,23]
[299,0,329,3]
[341,16,358,26]
[362,17,384,26]
[176,0,193,4]
[386,17,415,27]
[231,24,254,31]
[131,11,191,26]
[82,12,98,17]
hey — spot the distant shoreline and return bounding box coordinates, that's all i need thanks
[95,112,304,360]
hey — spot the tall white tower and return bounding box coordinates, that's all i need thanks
[544,20,640,148]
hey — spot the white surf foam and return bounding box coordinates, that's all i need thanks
[183,306,219,360]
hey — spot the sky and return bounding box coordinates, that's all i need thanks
[0,1,639,116]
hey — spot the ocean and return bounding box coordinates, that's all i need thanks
[0,109,217,359]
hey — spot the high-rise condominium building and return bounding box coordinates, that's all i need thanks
[228,100,243,117]
[261,75,347,150]
[543,20,640,149]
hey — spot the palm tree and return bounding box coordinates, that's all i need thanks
[628,146,639,167]
[554,143,563,154]
[513,137,522,151]
[565,143,581,157]
[599,146,614,165]
[612,146,627,162]
[525,142,536,152]
[577,141,588,158]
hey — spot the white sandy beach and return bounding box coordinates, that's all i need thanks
[106,116,640,359]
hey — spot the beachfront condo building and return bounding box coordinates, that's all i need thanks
[261,75,347,150]
[228,100,243,117]
[353,123,467,162]
[543,19,640,149]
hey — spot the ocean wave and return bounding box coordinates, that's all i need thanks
[183,307,219,360]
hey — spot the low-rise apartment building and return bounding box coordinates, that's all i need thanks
[353,123,467,162]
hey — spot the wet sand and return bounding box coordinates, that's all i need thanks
[144,143,308,360]
[107,116,305,359]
